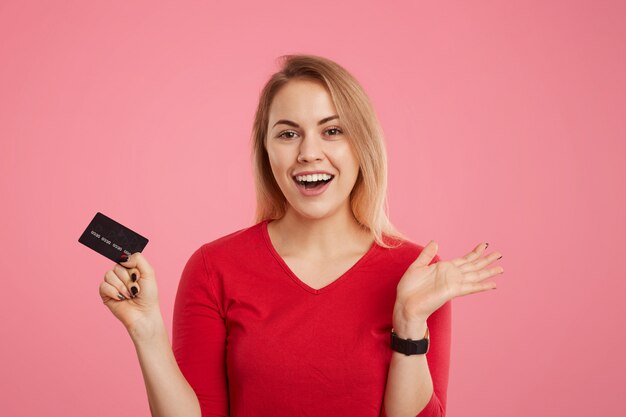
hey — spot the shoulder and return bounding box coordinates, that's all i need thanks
[199,221,264,254]
[188,221,266,268]
[202,221,263,250]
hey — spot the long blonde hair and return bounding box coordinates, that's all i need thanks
[251,54,407,248]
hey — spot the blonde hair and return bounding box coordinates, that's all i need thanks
[250,54,407,248]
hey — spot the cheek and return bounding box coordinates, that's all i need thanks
[334,145,360,177]
[266,147,290,180]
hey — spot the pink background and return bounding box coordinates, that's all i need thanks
[1,1,624,416]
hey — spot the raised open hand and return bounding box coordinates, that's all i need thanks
[394,241,504,326]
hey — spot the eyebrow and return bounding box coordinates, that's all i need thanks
[271,115,339,129]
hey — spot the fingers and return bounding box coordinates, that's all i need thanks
[449,250,504,298]
[100,278,129,303]
[411,240,439,269]
[457,279,498,297]
[109,252,150,301]
[104,270,133,300]
[453,242,488,266]
[119,252,154,279]
[462,265,504,287]
[113,264,141,299]
[460,251,503,274]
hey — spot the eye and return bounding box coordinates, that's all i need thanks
[277,130,298,140]
[325,127,343,136]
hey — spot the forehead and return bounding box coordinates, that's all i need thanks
[268,79,337,124]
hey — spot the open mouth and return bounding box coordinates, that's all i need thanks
[293,174,335,190]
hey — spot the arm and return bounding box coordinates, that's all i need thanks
[381,299,452,417]
[383,240,500,417]
[129,314,202,417]
[108,252,202,417]
[171,246,230,417]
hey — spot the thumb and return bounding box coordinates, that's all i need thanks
[411,240,438,269]
[118,252,155,279]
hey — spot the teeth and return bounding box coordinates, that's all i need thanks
[295,173,333,182]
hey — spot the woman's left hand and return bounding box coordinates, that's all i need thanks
[393,241,504,328]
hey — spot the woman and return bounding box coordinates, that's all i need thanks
[99,54,504,417]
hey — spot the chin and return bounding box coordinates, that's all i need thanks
[290,207,330,220]
[287,200,346,221]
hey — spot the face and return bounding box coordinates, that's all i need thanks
[265,79,360,221]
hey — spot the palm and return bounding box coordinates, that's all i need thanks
[102,286,158,330]
[395,241,504,321]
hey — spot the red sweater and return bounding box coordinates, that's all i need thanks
[172,219,451,417]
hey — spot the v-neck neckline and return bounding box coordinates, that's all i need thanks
[260,219,379,295]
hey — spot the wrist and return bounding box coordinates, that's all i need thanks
[392,319,428,340]
[393,300,428,321]
[128,312,167,345]
[392,305,428,340]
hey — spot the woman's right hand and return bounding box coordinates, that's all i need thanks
[99,252,163,342]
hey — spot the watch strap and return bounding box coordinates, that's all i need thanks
[390,327,430,355]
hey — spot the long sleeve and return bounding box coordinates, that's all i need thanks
[172,245,229,417]
[381,252,453,417]
[414,249,453,416]
[416,298,452,417]
[415,250,453,416]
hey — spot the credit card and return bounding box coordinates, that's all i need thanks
[78,212,149,264]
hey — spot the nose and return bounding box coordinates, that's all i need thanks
[297,134,324,163]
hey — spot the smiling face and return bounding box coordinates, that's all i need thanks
[265,78,361,222]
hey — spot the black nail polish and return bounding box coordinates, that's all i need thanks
[131,273,137,282]
[485,242,489,248]
[497,255,502,260]
[131,286,138,296]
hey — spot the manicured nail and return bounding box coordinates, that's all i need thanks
[119,254,128,262]
[497,255,502,260]
[485,242,489,249]
[117,293,125,300]
[131,273,137,282]
[131,286,138,296]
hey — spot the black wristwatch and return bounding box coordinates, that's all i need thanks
[390,328,430,355]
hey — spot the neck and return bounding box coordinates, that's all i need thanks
[268,207,372,258]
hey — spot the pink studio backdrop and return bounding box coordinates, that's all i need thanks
[1,1,624,416]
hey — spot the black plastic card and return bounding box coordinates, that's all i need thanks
[78,212,149,264]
